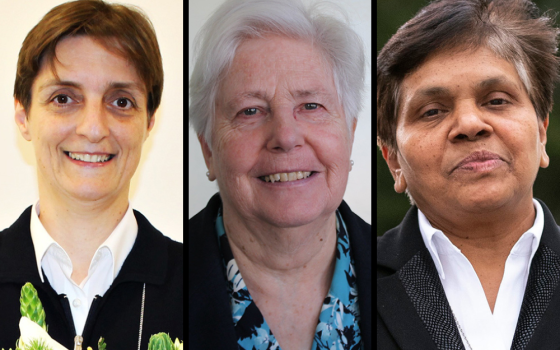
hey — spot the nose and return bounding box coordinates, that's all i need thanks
[266,107,304,153]
[448,101,493,142]
[75,101,111,142]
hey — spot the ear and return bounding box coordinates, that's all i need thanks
[144,113,156,142]
[198,134,215,181]
[14,99,31,141]
[381,145,407,193]
[539,115,549,168]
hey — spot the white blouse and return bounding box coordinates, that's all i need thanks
[418,199,544,350]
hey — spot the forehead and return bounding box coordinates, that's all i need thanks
[401,46,524,101]
[34,36,144,92]
[220,36,336,98]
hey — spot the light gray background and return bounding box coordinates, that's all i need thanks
[0,0,183,243]
[188,0,372,224]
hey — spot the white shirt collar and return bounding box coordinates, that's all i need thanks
[418,199,544,280]
[30,201,138,283]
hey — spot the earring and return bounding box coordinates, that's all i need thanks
[206,171,210,178]
[350,160,354,171]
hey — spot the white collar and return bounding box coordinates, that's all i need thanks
[30,201,138,283]
[418,199,544,280]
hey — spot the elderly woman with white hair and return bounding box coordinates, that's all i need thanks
[188,0,371,349]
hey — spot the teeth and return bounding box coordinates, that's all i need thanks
[68,152,112,163]
[263,171,313,183]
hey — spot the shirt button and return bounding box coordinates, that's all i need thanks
[72,299,82,308]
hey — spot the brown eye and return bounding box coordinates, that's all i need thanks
[112,97,133,109]
[53,94,73,105]
[488,99,508,106]
[423,109,441,118]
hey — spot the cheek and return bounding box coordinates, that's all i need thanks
[34,122,67,151]
[499,118,540,168]
[214,128,260,175]
[398,129,441,175]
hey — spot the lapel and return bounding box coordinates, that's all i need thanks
[378,200,560,350]
[0,206,44,284]
[188,193,239,349]
[511,199,560,350]
[377,206,465,350]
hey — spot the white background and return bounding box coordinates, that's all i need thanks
[0,0,183,243]
[188,0,372,224]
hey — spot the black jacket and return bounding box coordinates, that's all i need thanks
[0,207,183,349]
[378,199,560,350]
[189,193,372,349]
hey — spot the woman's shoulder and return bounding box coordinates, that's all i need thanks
[338,199,371,233]
[189,193,222,236]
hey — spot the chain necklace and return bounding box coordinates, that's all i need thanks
[137,283,146,350]
[450,308,473,350]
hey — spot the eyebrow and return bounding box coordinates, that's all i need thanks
[474,76,522,92]
[408,76,522,106]
[292,89,332,98]
[226,89,332,110]
[38,79,145,94]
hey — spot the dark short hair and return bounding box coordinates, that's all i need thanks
[15,0,163,122]
[377,0,560,152]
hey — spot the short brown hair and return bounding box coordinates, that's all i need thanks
[377,0,560,152]
[14,0,163,122]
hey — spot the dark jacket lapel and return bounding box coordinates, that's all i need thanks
[188,194,238,349]
[377,206,464,350]
[512,199,560,350]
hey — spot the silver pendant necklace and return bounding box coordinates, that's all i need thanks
[451,308,473,350]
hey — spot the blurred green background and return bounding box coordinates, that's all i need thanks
[376,0,560,236]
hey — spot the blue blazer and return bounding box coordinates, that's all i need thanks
[378,199,560,349]
[189,193,372,349]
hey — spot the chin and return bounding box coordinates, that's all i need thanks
[67,183,118,202]
[257,199,334,228]
[457,189,514,213]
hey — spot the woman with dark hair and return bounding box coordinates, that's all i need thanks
[377,0,560,349]
[0,1,182,348]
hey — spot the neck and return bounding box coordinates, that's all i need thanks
[222,205,337,295]
[421,197,536,262]
[37,186,129,279]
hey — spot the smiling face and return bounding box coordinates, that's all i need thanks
[15,35,153,203]
[383,46,549,214]
[200,36,355,228]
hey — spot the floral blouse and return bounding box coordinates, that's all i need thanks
[215,208,362,350]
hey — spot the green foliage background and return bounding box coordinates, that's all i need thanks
[377,0,560,236]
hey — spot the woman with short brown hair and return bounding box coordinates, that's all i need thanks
[0,1,182,348]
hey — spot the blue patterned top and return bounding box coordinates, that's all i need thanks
[215,208,362,350]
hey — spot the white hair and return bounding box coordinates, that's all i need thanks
[189,0,365,151]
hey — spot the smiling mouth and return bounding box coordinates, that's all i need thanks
[259,171,317,183]
[63,151,116,163]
